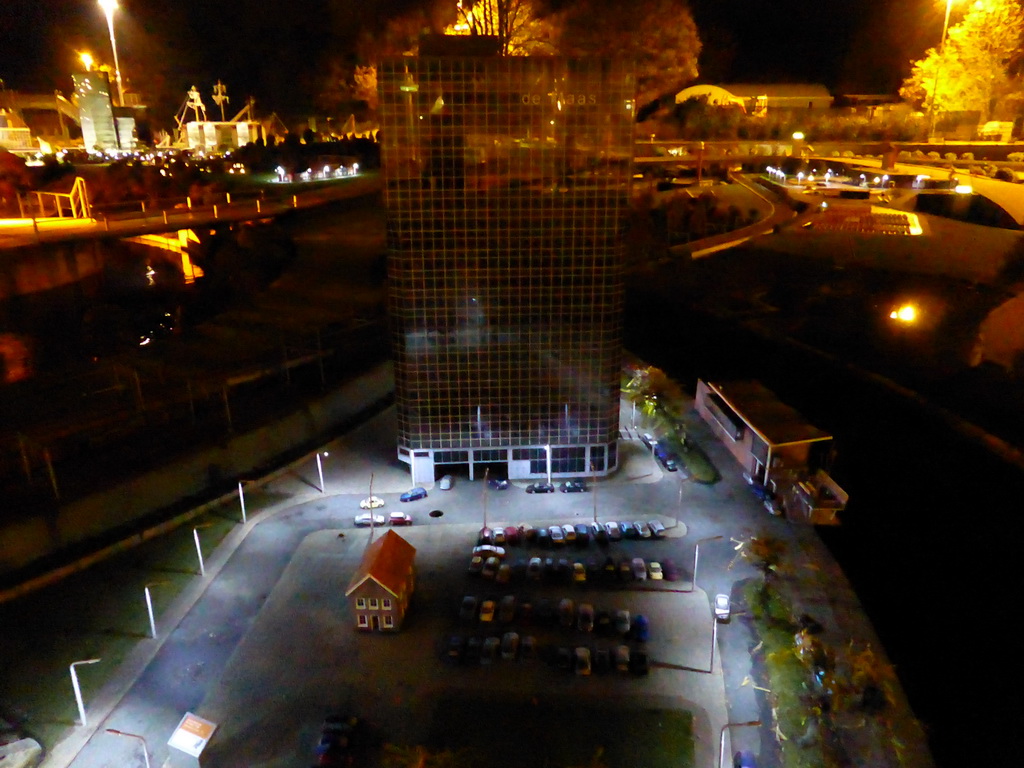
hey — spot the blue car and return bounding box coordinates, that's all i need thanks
[632,614,650,642]
[654,446,679,472]
[400,487,427,502]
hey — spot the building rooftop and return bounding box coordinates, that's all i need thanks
[345,529,417,598]
[707,380,831,447]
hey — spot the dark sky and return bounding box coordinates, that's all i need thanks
[1,0,953,120]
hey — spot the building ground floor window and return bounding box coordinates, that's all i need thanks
[397,440,619,481]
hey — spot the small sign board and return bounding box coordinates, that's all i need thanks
[167,712,217,758]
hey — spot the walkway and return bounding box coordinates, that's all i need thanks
[0,174,382,249]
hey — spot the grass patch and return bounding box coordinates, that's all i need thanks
[426,694,693,768]
[742,581,825,768]
[0,508,237,749]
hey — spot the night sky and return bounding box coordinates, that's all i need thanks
[1,0,954,120]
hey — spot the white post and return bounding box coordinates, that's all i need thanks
[316,453,325,493]
[193,528,205,576]
[545,445,552,484]
[144,585,156,638]
[106,729,151,768]
[238,481,247,523]
[709,611,718,673]
[69,659,101,726]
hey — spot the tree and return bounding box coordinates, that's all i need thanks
[900,0,1024,121]
[558,0,701,110]
[444,0,561,55]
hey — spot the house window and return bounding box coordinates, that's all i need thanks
[357,615,368,628]
[382,599,393,610]
[368,598,379,610]
[382,615,394,628]
[355,598,366,610]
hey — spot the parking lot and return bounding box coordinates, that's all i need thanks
[196,522,726,768]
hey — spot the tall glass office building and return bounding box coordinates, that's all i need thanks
[380,44,635,483]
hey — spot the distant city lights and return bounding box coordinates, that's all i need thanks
[889,304,918,324]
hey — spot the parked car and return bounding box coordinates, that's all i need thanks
[574,524,590,545]
[512,558,528,580]
[479,600,496,623]
[555,646,573,670]
[572,562,587,584]
[629,649,650,676]
[648,519,666,538]
[493,527,506,545]
[388,511,413,526]
[315,714,355,767]
[618,557,633,580]
[614,609,631,635]
[537,526,551,548]
[733,751,758,768]
[501,631,520,660]
[648,562,663,580]
[481,636,500,664]
[558,598,576,628]
[620,521,638,539]
[615,644,630,672]
[593,644,611,673]
[478,527,494,545]
[561,480,587,492]
[359,496,384,510]
[575,646,592,676]
[499,595,517,623]
[520,523,536,542]
[468,556,484,575]
[526,482,555,493]
[640,432,657,449]
[482,557,500,579]
[633,521,652,539]
[549,525,565,545]
[595,609,612,634]
[577,603,595,632]
[496,563,511,584]
[556,558,572,582]
[631,557,648,581]
[604,521,622,541]
[632,614,650,642]
[561,524,576,543]
[400,487,428,502]
[354,513,385,527]
[504,526,520,545]
[715,594,731,621]
[488,477,510,491]
[446,635,465,663]
[472,545,506,559]
[439,475,454,490]
[662,559,681,582]
[465,636,482,663]
[602,556,617,579]
[459,595,478,623]
[654,446,679,472]
[527,557,543,581]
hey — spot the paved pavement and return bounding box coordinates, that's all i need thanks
[6,395,930,768]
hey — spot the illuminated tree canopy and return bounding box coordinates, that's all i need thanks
[444,0,561,55]
[900,0,1024,119]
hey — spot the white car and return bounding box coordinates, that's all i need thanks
[354,513,385,527]
[648,561,663,580]
[714,594,731,621]
[439,475,454,490]
[359,496,384,510]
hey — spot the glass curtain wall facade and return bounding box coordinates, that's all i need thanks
[380,51,634,482]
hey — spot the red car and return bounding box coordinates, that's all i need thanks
[504,526,520,545]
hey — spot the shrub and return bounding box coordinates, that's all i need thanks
[962,152,975,161]
[831,150,841,157]
[944,152,958,162]
[913,150,926,159]
[927,151,941,160]
[1008,152,1024,162]
[898,150,912,160]
[842,150,854,158]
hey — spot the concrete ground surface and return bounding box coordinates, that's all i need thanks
[2,395,932,768]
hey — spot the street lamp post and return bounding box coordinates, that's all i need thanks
[69,658,101,726]
[98,0,125,107]
[106,729,151,768]
[926,0,955,139]
[718,721,761,768]
[685,535,724,593]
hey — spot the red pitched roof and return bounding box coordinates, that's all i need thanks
[345,529,417,598]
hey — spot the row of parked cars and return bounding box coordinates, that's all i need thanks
[445,633,649,674]
[478,519,667,549]
[468,545,681,585]
[458,595,650,640]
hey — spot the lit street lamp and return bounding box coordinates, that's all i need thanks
[926,0,956,139]
[98,0,125,107]
[685,535,723,593]
[69,658,101,726]
[106,728,151,768]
